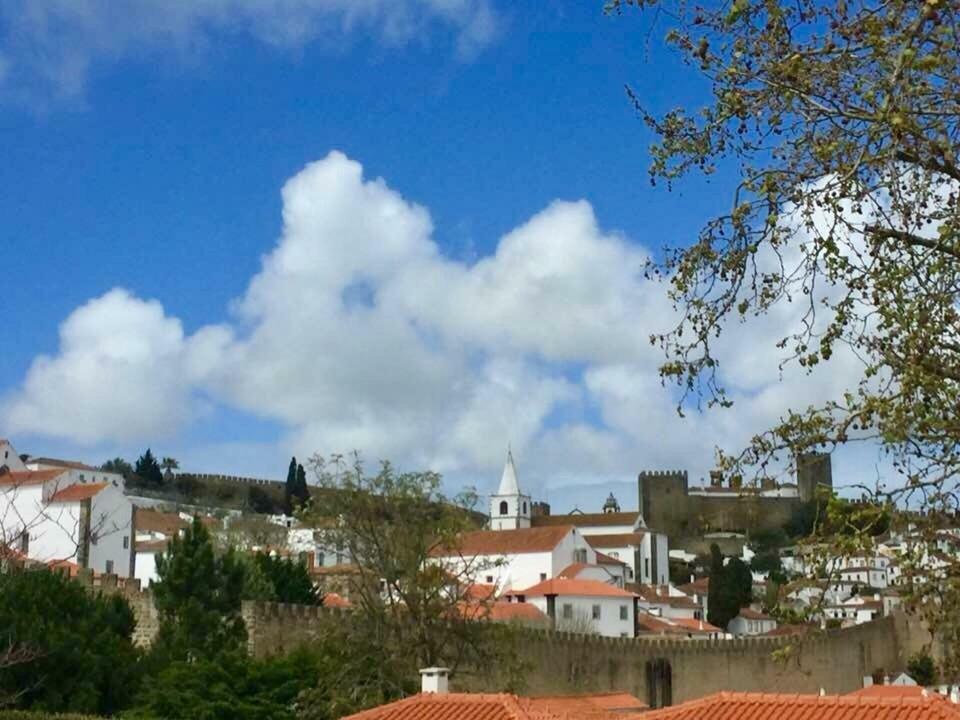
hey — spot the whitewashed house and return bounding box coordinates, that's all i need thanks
[0,445,133,576]
[503,577,638,637]
[727,608,777,636]
[635,584,704,620]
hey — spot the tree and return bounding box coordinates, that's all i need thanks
[101,457,133,480]
[298,454,518,712]
[707,544,753,629]
[152,516,247,661]
[253,553,320,605]
[160,456,180,482]
[0,567,140,714]
[248,485,281,515]
[284,457,298,516]
[294,463,310,508]
[134,449,164,488]
[132,647,324,720]
[613,0,960,665]
[907,650,939,686]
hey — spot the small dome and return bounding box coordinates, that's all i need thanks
[603,492,620,514]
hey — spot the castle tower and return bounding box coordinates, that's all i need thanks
[489,449,531,531]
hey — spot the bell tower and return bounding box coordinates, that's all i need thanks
[489,448,531,531]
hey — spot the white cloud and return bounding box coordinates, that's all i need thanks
[2,151,879,500]
[0,0,498,106]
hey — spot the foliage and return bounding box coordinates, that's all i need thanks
[247,485,281,514]
[0,568,140,715]
[133,449,164,488]
[706,544,753,629]
[253,553,319,605]
[151,517,247,661]
[160,457,179,481]
[0,713,105,719]
[299,453,520,712]
[131,648,323,720]
[172,473,201,499]
[907,650,939,686]
[284,458,310,516]
[100,457,133,480]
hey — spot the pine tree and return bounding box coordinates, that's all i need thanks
[294,463,310,509]
[134,449,164,487]
[284,457,297,516]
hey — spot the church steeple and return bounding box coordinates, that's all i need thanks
[489,447,531,531]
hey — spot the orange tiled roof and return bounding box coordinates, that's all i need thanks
[322,592,352,609]
[342,692,626,720]
[432,526,573,557]
[737,607,774,621]
[643,691,960,720]
[594,552,626,566]
[487,602,547,623]
[585,533,647,549]
[848,686,929,698]
[0,469,67,487]
[134,508,188,536]
[135,539,169,553]
[28,457,97,471]
[48,482,108,503]
[531,511,640,528]
[557,562,591,578]
[528,691,647,714]
[463,583,498,601]
[678,577,709,595]
[668,617,722,633]
[507,578,637,599]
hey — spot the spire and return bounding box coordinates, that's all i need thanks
[497,447,521,496]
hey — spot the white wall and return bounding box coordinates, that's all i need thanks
[728,616,777,636]
[524,594,635,637]
[87,481,133,576]
[0,441,27,472]
[135,550,159,585]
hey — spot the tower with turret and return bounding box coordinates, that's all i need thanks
[489,449,531,531]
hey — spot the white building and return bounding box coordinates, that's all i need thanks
[727,608,777,636]
[431,524,598,593]
[0,448,133,577]
[0,440,27,473]
[636,584,704,620]
[489,450,531,531]
[503,577,638,637]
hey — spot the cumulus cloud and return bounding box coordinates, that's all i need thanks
[0,0,498,106]
[2,151,877,497]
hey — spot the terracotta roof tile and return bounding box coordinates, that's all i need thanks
[135,539,169,553]
[737,607,774,621]
[342,692,626,720]
[432,526,573,557]
[322,592,352,609]
[0,469,68,487]
[28,457,97,471]
[528,691,647,714]
[506,578,637,599]
[585,533,647,549]
[531,511,640,528]
[48,482,108,503]
[134,508,187,536]
[643,691,960,720]
[848,686,929,698]
[678,577,709,595]
[594,552,626,566]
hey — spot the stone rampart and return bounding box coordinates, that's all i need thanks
[75,569,160,646]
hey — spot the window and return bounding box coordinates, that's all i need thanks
[562,604,573,619]
[522,502,527,514]
[540,573,547,581]
[499,501,508,515]
[123,536,129,550]
[592,604,601,620]
[621,632,629,638]
[486,575,494,583]
[620,605,628,620]
[574,548,587,563]
[105,560,114,574]
[79,473,85,483]
[645,558,650,578]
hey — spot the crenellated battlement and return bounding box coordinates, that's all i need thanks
[638,470,689,479]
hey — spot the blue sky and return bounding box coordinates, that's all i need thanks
[0,2,876,510]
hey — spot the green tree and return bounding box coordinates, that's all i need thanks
[297,454,518,715]
[707,545,753,629]
[613,0,960,670]
[0,568,140,714]
[294,463,310,508]
[907,650,939,686]
[247,485,280,515]
[152,517,247,661]
[160,456,180,482]
[253,553,319,605]
[132,647,324,720]
[134,449,164,487]
[101,457,133,480]
[284,457,298,516]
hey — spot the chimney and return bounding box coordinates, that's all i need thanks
[420,667,450,694]
[949,686,959,704]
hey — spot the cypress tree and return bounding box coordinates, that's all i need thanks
[284,457,297,516]
[294,463,310,509]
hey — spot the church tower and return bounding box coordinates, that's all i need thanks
[489,448,531,531]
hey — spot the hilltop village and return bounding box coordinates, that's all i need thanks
[4,434,958,715]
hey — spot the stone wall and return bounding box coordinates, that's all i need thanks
[240,599,925,707]
[76,569,159,646]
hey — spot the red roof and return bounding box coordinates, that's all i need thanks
[462,584,497,601]
[507,578,637,599]
[668,617,722,633]
[557,562,590,578]
[341,692,625,720]
[528,691,647,714]
[432,526,573,557]
[595,552,626,567]
[322,592,352,609]
[531,511,641,528]
[48,482,108,503]
[0,469,67,487]
[488,602,548,623]
[737,607,774,621]
[135,508,188,536]
[678,577,709,595]
[848,686,929,699]
[585,533,647,549]
[643,692,960,720]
